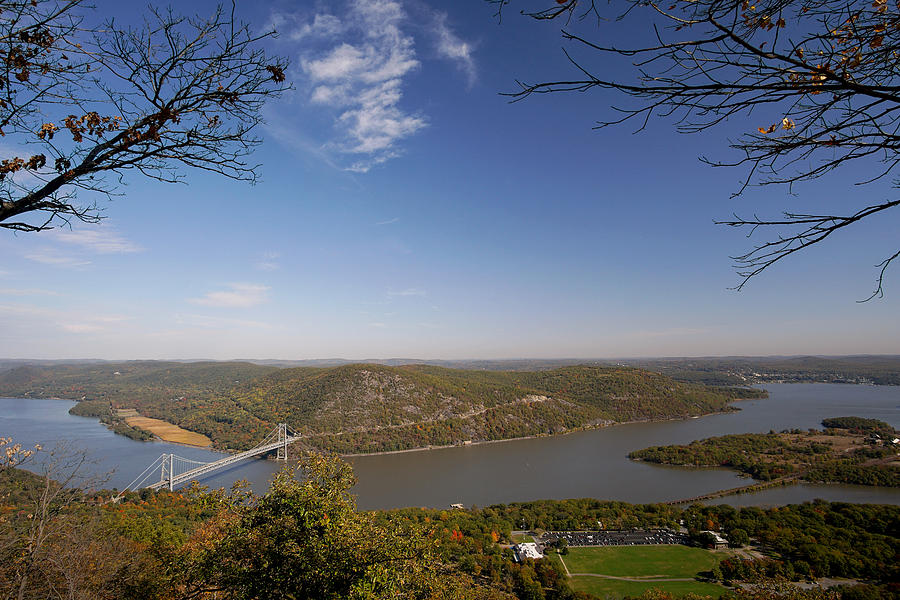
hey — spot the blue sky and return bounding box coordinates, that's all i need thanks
[1,0,899,360]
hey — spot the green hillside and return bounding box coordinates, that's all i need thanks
[0,361,763,453]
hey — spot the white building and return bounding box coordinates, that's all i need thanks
[514,542,544,561]
[701,530,728,549]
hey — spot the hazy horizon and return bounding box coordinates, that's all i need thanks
[3,353,899,363]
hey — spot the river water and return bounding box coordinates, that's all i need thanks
[2,383,898,510]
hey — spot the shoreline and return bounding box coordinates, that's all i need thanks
[338,408,741,458]
[11,394,754,458]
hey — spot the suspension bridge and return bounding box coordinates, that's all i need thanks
[118,423,301,498]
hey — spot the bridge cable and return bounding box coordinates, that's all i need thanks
[119,453,167,496]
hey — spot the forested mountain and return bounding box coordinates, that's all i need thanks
[0,361,763,453]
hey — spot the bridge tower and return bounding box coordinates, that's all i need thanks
[276,423,288,461]
[160,453,175,491]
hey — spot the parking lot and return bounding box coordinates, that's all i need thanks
[545,529,689,547]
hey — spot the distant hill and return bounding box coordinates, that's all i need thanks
[624,355,900,386]
[5,354,900,383]
[0,361,761,453]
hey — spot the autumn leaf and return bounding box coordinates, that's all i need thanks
[782,118,795,130]
[265,65,285,83]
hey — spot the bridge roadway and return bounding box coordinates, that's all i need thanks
[147,435,302,491]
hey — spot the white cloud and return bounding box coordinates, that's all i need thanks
[0,303,131,335]
[431,11,476,87]
[305,43,370,82]
[24,250,92,267]
[62,323,103,333]
[375,217,399,225]
[255,251,281,271]
[269,12,344,41]
[0,288,61,296]
[632,327,711,338]
[387,287,426,297]
[0,303,55,318]
[369,321,387,328]
[292,14,344,40]
[297,0,427,172]
[174,313,271,330]
[189,283,270,308]
[51,228,142,254]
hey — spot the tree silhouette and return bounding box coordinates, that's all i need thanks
[494,0,900,298]
[0,0,288,233]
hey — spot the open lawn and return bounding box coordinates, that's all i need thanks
[549,545,727,599]
[125,416,211,447]
[568,577,726,599]
[563,545,721,578]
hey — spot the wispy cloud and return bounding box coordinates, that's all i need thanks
[387,287,426,297]
[375,217,399,226]
[0,288,61,296]
[60,314,131,334]
[270,12,344,41]
[189,283,270,308]
[430,11,476,87]
[0,303,131,334]
[255,251,281,272]
[283,0,429,172]
[24,250,92,268]
[51,228,142,254]
[174,313,271,330]
[61,323,103,333]
[632,327,711,339]
[269,2,475,172]
[369,321,387,328]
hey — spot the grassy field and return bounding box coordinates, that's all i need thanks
[563,545,720,578]
[124,416,211,447]
[549,545,727,599]
[568,577,726,599]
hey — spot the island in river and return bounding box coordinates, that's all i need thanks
[0,361,764,454]
[630,416,900,491]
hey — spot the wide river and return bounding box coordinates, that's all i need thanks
[2,384,899,510]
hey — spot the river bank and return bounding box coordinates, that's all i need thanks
[32,391,750,458]
[336,407,743,458]
[3,384,900,509]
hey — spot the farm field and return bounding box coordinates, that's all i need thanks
[124,416,211,447]
[550,545,728,599]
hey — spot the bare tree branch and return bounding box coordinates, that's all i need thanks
[496,0,900,296]
[0,1,288,233]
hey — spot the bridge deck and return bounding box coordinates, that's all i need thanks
[148,436,302,490]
